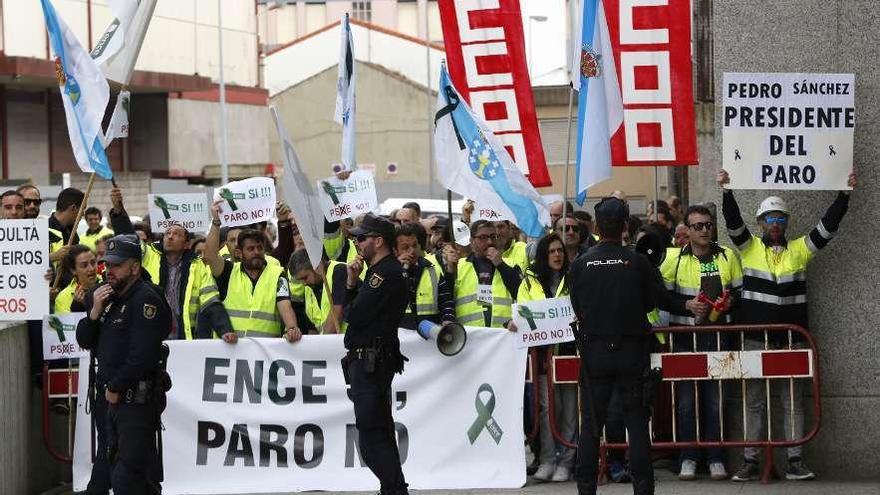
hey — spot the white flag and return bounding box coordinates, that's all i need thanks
[434,65,549,237]
[102,90,130,147]
[41,0,113,180]
[94,0,157,85]
[270,107,326,269]
[334,13,356,171]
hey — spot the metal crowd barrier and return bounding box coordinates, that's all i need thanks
[536,324,821,484]
[42,363,78,463]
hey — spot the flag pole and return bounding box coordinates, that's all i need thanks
[561,86,575,234]
[52,172,97,290]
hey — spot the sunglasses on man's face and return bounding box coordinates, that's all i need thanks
[23,199,41,206]
[688,221,713,232]
[764,216,788,225]
[356,234,379,243]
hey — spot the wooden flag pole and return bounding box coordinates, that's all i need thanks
[52,172,96,290]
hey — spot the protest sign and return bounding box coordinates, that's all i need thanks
[316,169,378,222]
[0,219,49,320]
[512,296,576,349]
[723,73,855,190]
[43,313,87,360]
[74,329,527,494]
[473,202,510,222]
[213,177,276,228]
[148,193,210,233]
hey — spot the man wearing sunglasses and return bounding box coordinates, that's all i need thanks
[16,184,43,219]
[659,204,743,481]
[718,169,857,482]
[446,220,522,328]
[342,212,410,495]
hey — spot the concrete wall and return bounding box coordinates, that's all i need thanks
[270,61,438,199]
[693,0,880,478]
[7,98,50,184]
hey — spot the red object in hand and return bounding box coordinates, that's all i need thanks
[697,290,730,322]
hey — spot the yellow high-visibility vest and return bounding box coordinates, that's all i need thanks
[454,258,513,328]
[224,263,285,338]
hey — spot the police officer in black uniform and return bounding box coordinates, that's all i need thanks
[342,213,410,495]
[77,235,171,495]
[568,198,657,495]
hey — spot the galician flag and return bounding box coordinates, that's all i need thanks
[434,65,549,237]
[41,0,113,180]
[334,13,356,171]
[572,0,623,204]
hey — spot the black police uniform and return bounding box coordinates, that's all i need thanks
[76,235,171,495]
[568,199,657,495]
[343,214,409,495]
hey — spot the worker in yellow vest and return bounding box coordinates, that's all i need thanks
[205,200,302,342]
[108,187,234,341]
[219,225,282,267]
[288,248,348,334]
[80,207,114,252]
[494,220,530,274]
[445,220,521,328]
[394,222,455,330]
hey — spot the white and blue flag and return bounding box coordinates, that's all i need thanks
[41,0,113,180]
[434,65,549,237]
[334,13,356,171]
[572,0,622,204]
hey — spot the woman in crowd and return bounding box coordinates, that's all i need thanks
[54,244,100,314]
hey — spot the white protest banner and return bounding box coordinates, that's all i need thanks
[74,329,527,494]
[148,193,210,233]
[316,169,378,222]
[212,177,276,228]
[512,296,576,349]
[43,313,87,360]
[0,219,49,320]
[723,73,855,190]
[474,201,510,222]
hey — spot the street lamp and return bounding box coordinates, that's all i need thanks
[528,15,548,79]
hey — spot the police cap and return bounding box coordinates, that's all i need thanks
[103,234,142,264]
[594,196,630,223]
[350,212,395,238]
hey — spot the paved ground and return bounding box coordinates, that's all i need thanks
[45,473,880,495]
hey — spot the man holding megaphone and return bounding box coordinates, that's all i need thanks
[392,222,456,331]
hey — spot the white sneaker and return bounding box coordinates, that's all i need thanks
[551,465,571,482]
[679,459,697,481]
[533,464,555,482]
[710,462,728,480]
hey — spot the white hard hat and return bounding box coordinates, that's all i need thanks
[452,221,471,246]
[756,196,789,218]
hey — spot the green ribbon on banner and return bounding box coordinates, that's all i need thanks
[467,383,503,445]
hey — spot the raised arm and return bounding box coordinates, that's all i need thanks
[204,200,226,278]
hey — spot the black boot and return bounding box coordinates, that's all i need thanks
[632,476,654,495]
[576,480,597,495]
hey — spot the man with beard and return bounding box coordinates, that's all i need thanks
[718,169,857,482]
[342,213,409,495]
[17,184,43,219]
[108,187,234,342]
[204,200,302,342]
[76,235,171,494]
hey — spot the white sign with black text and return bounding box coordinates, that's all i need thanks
[474,202,510,222]
[316,170,378,222]
[212,177,277,228]
[43,313,87,360]
[723,73,855,190]
[512,296,576,349]
[148,193,210,233]
[0,219,49,320]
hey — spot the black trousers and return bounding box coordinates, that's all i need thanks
[348,359,408,495]
[108,402,162,495]
[86,388,111,495]
[575,339,653,495]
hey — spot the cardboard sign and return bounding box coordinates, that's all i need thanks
[148,193,210,233]
[212,177,276,228]
[474,202,510,222]
[43,313,88,360]
[0,219,49,320]
[723,73,855,190]
[316,169,378,222]
[512,296,576,349]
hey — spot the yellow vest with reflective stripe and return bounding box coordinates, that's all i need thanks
[454,258,513,328]
[503,241,529,274]
[224,263,284,337]
[414,258,442,316]
[516,271,567,302]
[659,245,743,326]
[738,235,811,306]
[303,260,348,333]
[54,279,77,315]
[48,227,64,270]
[80,226,114,252]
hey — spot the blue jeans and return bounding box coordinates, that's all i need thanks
[672,331,724,464]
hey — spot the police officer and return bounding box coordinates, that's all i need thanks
[342,213,409,495]
[76,235,171,494]
[568,197,657,495]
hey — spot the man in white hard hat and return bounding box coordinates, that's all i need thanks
[717,168,857,482]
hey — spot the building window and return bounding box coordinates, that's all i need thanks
[695,0,714,101]
[352,1,371,22]
[538,119,577,166]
